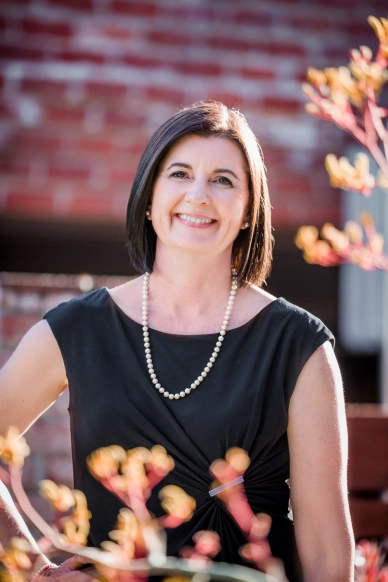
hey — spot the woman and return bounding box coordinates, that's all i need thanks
[0,102,354,581]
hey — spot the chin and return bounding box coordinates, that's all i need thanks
[170,235,219,253]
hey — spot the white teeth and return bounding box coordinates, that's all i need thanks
[178,214,213,224]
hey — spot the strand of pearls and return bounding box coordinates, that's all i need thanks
[142,270,238,400]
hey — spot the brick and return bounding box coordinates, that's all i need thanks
[262,97,302,115]
[263,42,305,58]
[165,6,214,22]
[0,44,45,61]
[100,27,133,41]
[6,191,53,215]
[208,37,249,51]
[207,92,244,109]
[345,21,376,35]
[324,47,350,60]
[105,111,145,129]
[295,70,310,83]
[45,106,84,125]
[110,169,135,184]
[85,81,128,98]
[0,104,17,121]
[21,79,67,95]
[70,195,115,218]
[263,148,288,166]
[0,160,29,176]
[111,1,158,17]
[211,37,306,57]
[240,67,276,81]
[11,133,62,152]
[111,140,146,156]
[272,177,313,196]
[1,314,39,345]
[48,0,93,10]
[73,137,113,155]
[233,10,272,26]
[60,50,106,65]
[48,163,90,181]
[288,16,331,32]
[173,61,221,77]
[21,19,72,38]
[146,86,186,104]
[123,54,163,69]
[148,30,191,47]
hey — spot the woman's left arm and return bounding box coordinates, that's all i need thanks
[288,340,354,582]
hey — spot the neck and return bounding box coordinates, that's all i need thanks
[149,246,234,320]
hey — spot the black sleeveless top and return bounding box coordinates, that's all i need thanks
[44,288,334,582]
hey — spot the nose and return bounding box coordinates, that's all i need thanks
[184,178,210,205]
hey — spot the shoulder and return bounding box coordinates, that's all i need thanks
[44,288,108,320]
[234,284,276,327]
[106,276,143,323]
[43,289,111,340]
[270,295,335,346]
[245,285,334,339]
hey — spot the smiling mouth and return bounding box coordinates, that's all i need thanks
[177,213,215,224]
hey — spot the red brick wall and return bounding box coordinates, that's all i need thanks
[0,0,385,231]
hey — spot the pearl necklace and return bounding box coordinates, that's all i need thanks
[142,271,238,400]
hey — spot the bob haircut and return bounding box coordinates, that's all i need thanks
[126,101,273,287]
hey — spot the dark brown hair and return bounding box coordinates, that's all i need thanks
[126,101,273,287]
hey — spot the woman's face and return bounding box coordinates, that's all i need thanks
[150,135,251,257]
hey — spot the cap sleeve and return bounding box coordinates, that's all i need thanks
[278,299,335,410]
[43,289,106,386]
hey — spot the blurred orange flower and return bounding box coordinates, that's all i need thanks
[0,537,32,582]
[159,485,196,525]
[325,153,375,196]
[0,427,30,468]
[39,480,74,513]
[61,490,91,546]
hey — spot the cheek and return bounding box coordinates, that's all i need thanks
[234,189,250,216]
[151,179,180,209]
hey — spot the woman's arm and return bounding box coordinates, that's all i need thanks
[0,325,98,580]
[1,480,97,580]
[0,479,45,556]
[0,320,68,436]
[288,340,354,582]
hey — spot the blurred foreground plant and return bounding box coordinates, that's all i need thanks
[354,540,388,582]
[299,15,388,271]
[0,427,285,582]
[295,212,388,270]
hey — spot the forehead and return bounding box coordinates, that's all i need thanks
[162,135,248,170]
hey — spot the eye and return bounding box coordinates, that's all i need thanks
[215,176,232,186]
[170,171,188,179]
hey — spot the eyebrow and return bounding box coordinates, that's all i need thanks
[166,162,239,180]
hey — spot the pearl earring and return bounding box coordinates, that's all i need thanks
[243,222,250,229]
[145,210,151,217]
